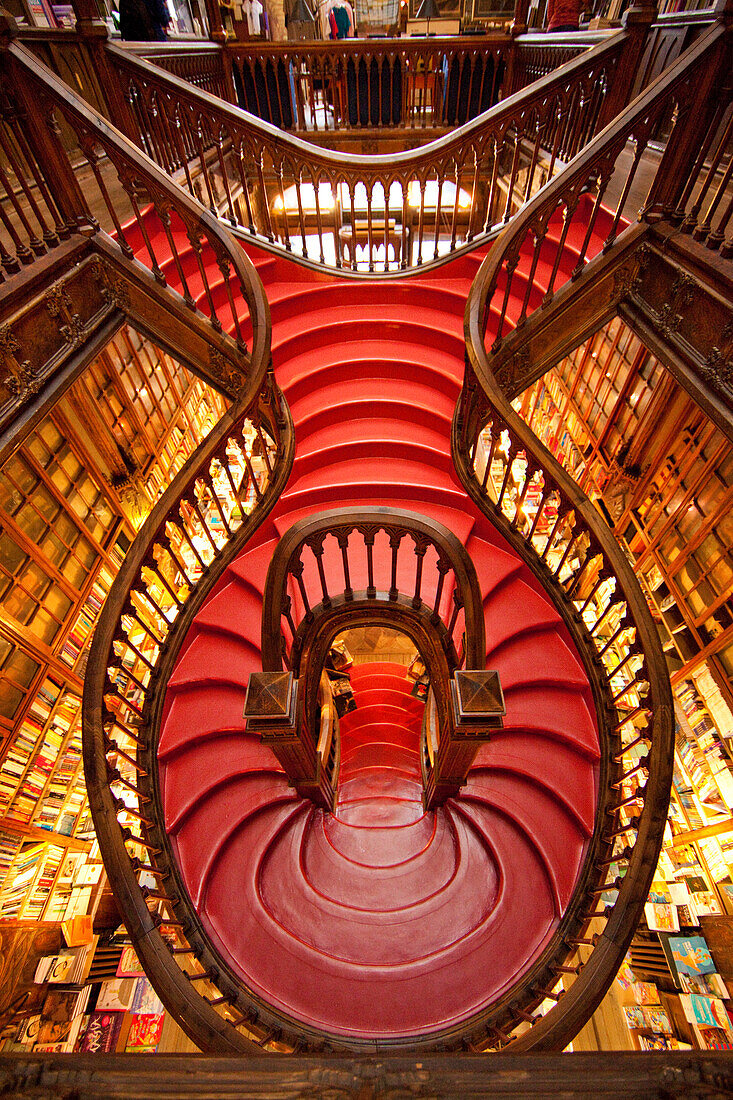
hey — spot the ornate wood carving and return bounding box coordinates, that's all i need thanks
[3,1049,733,1096]
[0,324,39,401]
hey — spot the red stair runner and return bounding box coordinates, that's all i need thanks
[140,219,610,1040]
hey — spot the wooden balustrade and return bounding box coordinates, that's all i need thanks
[0,39,269,381]
[251,506,497,808]
[105,32,629,274]
[454,340,675,1051]
[226,37,511,134]
[447,14,733,1062]
[82,380,295,1054]
[127,41,231,100]
[463,20,731,388]
[129,34,619,136]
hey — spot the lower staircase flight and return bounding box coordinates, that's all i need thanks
[155,228,602,1044]
[84,194,672,1054]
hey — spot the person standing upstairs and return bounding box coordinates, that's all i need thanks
[546,0,580,32]
[119,0,171,40]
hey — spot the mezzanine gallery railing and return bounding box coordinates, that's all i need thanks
[108,30,638,274]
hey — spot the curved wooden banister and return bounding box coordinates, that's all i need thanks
[105,30,634,274]
[1,37,270,398]
[82,378,295,1053]
[441,12,733,1061]
[452,373,674,1049]
[260,506,486,671]
[129,34,610,137]
[251,506,494,809]
[463,20,731,392]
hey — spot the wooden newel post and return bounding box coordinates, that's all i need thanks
[510,0,530,36]
[245,671,337,811]
[59,0,141,137]
[424,669,505,809]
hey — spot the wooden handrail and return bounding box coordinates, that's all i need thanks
[463,20,731,386]
[444,10,733,1059]
[260,506,485,671]
[81,377,295,1053]
[254,506,492,808]
[129,33,615,136]
[1,37,271,396]
[106,30,634,274]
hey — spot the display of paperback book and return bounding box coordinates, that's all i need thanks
[36,988,90,1050]
[631,981,661,1005]
[679,993,733,1037]
[78,1010,127,1053]
[95,977,137,1012]
[125,1013,164,1053]
[644,901,680,933]
[668,935,715,978]
[116,947,145,978]
[130,976,164,1015]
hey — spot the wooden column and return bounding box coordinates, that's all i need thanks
[424,669,505,809]
[245,671,336,811]
[200,0,228,43]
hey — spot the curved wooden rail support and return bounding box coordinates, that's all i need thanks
[104,30,640,276]
[83,379,295,1053]
[248,506,501,809]
[444,16,730,1065]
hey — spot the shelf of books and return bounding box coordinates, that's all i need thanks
[0,933,198,1054]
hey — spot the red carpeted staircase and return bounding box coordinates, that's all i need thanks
[121,207,613,1042]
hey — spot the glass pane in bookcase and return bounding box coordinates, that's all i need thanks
[0,652,38,723]
[0,682,24,722]
[0,676,61,815]
[0,841,46,920]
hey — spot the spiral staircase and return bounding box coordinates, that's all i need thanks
[75,192,673,1053]
[0,1,731,1083]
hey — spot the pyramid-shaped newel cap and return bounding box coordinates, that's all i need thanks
[451,670,505,733]
[245,671,298,726]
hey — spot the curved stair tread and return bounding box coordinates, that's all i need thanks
[334,794,425,828]
[470,731,597,830]
[192,575,264,640]
[482,575,561,649]
[257,810,498,965]
[162,731,283,829]
[490,631,591,690]
[502,683,598,755]
[301,808,458,910]
[158,683,250,757]
[175,777,302,907]
[323,812,434,867]
[337,774,423,806]
[460,771,590,910]
[166,631,260,690]
[284,361,460,411]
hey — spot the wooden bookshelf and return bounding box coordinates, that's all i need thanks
[518,316,733,911]
[0,322,228,932]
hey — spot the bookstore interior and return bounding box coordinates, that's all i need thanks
[0,0,732,1071]
[1,308,732,1055]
